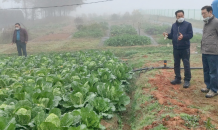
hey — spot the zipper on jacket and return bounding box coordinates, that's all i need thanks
[177,25,180,49]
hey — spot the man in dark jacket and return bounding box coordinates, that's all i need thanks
[163,10,193,88]
[12,23,28,57]
[200,6,218,98]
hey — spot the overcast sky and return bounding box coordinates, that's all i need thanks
[0,0,214,15]
[75,0,214,15]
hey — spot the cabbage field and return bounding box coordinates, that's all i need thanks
[0,51,132,130]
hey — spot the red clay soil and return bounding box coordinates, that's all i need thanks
[32,33,71,42]
[143,69,218,129]
[100,116,120,130]
[101,120,113,129]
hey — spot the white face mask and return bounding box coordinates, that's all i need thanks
[15,27,20,30]
[177,18,185,23]
[203,17,210,23]
[203,13,212,23]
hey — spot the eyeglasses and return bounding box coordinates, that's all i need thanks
[201,12,208,16]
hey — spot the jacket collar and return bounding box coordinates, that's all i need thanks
[206,15,214,25]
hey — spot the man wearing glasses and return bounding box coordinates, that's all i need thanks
[200,6,218,98]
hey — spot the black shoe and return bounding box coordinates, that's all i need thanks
[201,88,210,93]
[170,79,181,85]
[183,81,190,88]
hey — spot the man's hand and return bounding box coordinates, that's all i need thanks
[11,43,14,45]
[25,41,28,44]
[163,32,168,40]
[163,32,168,37]
[178,33,183,40]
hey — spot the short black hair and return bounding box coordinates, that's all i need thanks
[15,23,20,26]
[201,6,213,12]
[175,10,184,16]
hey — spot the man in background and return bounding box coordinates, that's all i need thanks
[200,6,218,98]
[12,23,28,57]
[163,10,193,88]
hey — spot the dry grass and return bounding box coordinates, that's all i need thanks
[0,38,102,55]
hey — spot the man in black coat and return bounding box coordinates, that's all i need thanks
[163,10,193,88]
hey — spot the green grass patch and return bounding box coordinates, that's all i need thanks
[180,113,200,128]
[190,33,202,43]
[151,124,167,130]
[205,118,216,130]
[127,71,163,130]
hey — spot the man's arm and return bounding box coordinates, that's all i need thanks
[182,23,193,40]
[215,21,218,37]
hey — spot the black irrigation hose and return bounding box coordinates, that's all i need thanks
[133,67,203,72]
[132,60,203,73]
[154,67,203,69]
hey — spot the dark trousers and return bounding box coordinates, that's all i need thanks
[173,48,191,81]
[16,41,27,57]
[202,54,218,93]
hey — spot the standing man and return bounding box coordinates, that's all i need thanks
[12,23,28,57]
[200,6,218,98]
[163,10,193,88]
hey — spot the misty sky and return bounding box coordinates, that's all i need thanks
[0,0,214,15]
[75,0,214,15]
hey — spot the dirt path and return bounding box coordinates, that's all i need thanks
[144,69,218,129]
